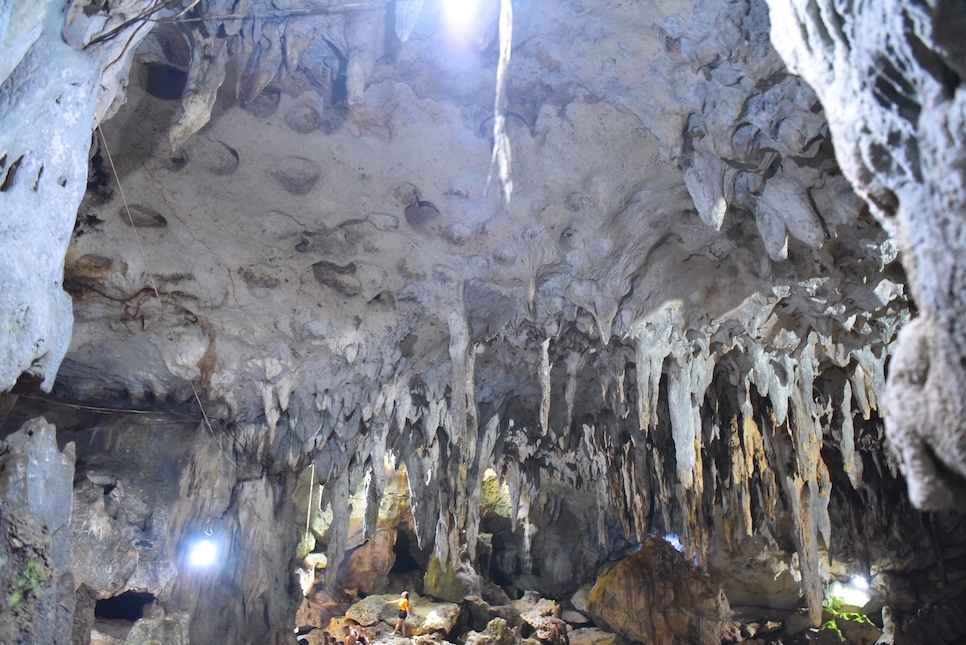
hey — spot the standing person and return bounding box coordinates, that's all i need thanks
[385,591,410,637]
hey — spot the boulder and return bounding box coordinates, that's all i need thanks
[406,593,463,636]
[345,593,462,637]
[346,594,398,626]
[830,612,882,645]
[584,539,729,645]
[570,586,593,616]
[465,618,517,645]
[514,592,570,645]
[339,529,398,595]
[464,595,522,632]
[560,611,589,626]
[567,628,618,645]
[297,628,331,645]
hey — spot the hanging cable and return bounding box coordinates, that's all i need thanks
[304,463,316,543]
[97,125,240,471]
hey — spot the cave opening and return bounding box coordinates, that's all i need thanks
[141,63,187,101]
[94,591,155,621]
[389,528,422,574]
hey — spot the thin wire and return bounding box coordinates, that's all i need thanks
[97,125,238,469]
[162,1,396,23]
[304,463,316,541]
[18,393,197,417]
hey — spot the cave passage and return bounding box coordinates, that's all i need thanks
[94,591,156,621]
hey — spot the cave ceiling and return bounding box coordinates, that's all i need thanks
[56,0,905,448]
[3,0,966,632]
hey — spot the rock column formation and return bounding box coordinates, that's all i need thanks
[0,418,75,644]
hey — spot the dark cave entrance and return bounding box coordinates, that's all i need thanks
[390,528,423,574]
[142,63,188,101]
[94,591,155,621]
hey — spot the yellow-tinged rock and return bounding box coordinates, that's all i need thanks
[585,538,729,645]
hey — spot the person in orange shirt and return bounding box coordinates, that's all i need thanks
[385,591,410,637]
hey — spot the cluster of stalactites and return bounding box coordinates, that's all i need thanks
[245,293,902,625]
[122,0,505,151]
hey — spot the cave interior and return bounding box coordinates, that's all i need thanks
[1,0,966,644]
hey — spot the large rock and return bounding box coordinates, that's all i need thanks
[567,628,618,645]
[345,592,462,636]
[346,594,398,626]
[584,539,730,645]
[465,618,517,645]
[514,592,569,645]
[0,417,76,645]
[339,528,398,595]
[405,593,463,637]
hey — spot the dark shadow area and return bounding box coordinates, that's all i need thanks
[390,529,422,574]
[143,63,187,100]
[95,591,156,621]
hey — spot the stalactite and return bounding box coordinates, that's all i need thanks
[631,307,677,434]
[395,0,425,42]
[839,380,864,489]
[363,420,388,541]
[169,30,228,151]
[324,470,351,587]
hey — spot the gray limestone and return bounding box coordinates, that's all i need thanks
[0,417,76,645]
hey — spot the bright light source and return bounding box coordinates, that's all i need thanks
[188,538,218,568]
[663,533,684,552]
[443,0,478,26]
[828,579,871,607]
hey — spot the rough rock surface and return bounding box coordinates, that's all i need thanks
[465,618,517,645]
[54,0,910,616]
[0,417,75,645]
[764,0,966,510]
[584,538,730,645]
[2,0,966,641]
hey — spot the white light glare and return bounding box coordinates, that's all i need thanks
[188,538,218,568]
[443,0,478,26]
[828,578,871,607]
[852,575,870,590]
[663,533,684,552]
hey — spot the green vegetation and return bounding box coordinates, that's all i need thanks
[820,594,875,642]
[8,558,50,606]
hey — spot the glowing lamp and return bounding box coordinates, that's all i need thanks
[188,538,219,568]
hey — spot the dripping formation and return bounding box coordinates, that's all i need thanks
[1,0,965,643]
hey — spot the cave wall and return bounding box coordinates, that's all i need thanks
[30,407,303,645]
[763,0,966,509]
[0,418,75,644]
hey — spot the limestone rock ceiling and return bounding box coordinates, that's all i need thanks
[5,0,958,631]
[38,0,920,619]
